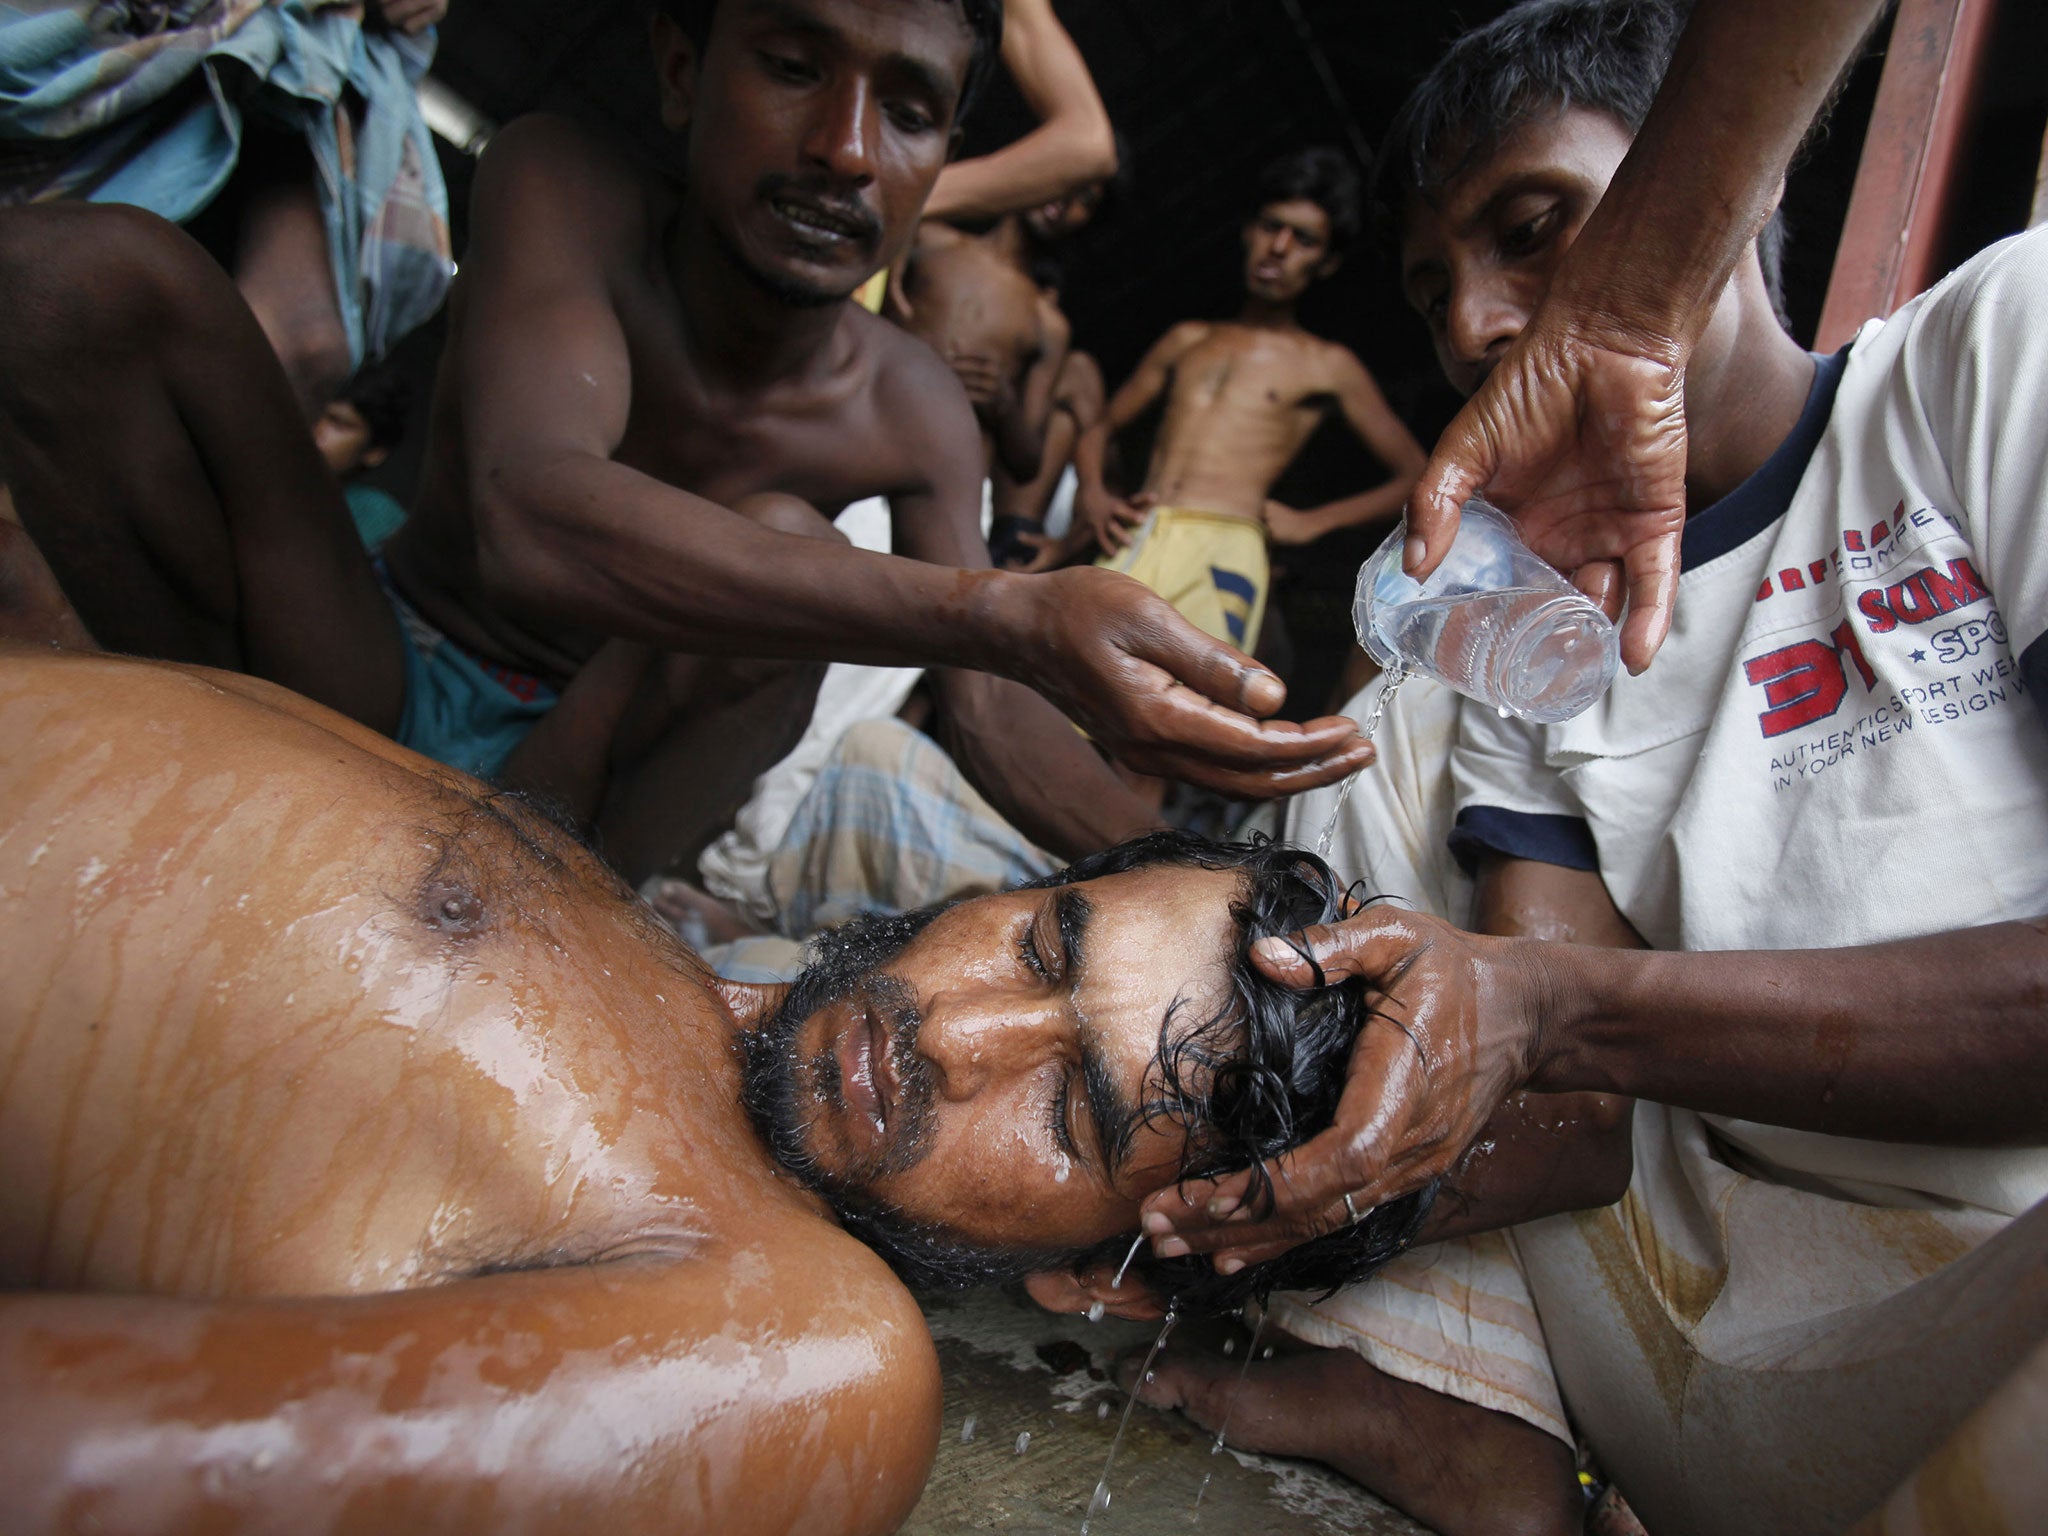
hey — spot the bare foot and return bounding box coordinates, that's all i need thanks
[1126,1328,1584,1536]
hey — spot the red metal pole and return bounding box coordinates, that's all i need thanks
[1814,0,2000,350]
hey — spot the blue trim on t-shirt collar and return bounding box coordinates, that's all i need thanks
[1679,345,1850,572]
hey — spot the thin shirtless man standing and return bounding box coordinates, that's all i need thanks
[1075,148,1425,653]
[0,0,1369,885]
[0,641,1426,1534]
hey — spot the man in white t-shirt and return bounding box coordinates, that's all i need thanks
[1115,4,2048,1533]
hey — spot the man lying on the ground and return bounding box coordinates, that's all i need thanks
[1072,147,1424,654]
[0,0,1369,890]
[0,641,1428,1535]
[1128,3,2048,1534]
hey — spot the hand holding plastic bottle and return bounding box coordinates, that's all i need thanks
[1402,311,1689,678]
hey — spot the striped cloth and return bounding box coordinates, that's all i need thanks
[701,716,1058,983]
[0,0,451,365]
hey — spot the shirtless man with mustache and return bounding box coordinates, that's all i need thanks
[0,0,1368,888]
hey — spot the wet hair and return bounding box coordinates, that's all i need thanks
[743,829,1434,1315]
[655,0,1003,120]
[1377,0,1790,326]
[342,359,411,455]
[1254,145,1364,255]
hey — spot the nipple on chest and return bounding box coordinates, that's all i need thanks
[418,880,489,937]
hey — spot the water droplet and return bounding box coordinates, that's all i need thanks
[1143,1370,1155,1383]
[1097,1401,1110,1418]
[1261,1346,1274,1359]
[1014,1431,1031,1454]
[1054,1164,1071,1184]
[1497,704,1511,718]
[1221,1338,1235,1356]
[1086,1301,1105,1323]
[960,1415,977,1442]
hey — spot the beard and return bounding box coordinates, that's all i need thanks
[740,902,1113,1295]
[740,905,943,1198]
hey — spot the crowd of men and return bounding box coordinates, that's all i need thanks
[1,0,2044,1532]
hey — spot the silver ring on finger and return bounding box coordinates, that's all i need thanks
[1341,1191,1363,1226]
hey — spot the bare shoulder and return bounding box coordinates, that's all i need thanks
[1313,334,1378,388]
[1156,318,1215,359]
[866,307,980,442]
[471,113,657,256]
[715,1212,943,1521]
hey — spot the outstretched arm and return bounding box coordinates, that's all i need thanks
[463,120,1366,796]
[1264,352,1427,546]
[1150,892,2048,1268]
[0,1245,941,1536]
[923,0,1116,223]
[1404,0,1889,671]
[1146,855,1644,1266]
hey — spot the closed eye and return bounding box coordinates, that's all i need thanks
[1046,1071,1080,1158]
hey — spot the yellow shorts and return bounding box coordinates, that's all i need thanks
[853,269,889,314]
[1096,505,1269,652]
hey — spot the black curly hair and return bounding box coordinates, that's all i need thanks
[743,829,1434,1315]
[656,0,1003,121]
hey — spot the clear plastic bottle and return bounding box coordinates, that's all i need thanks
[1353,498,1618,724]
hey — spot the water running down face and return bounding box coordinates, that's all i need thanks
[739,833,1441,1310]
[748,865,1245,1256]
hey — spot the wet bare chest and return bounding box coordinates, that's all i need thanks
[0,758,758,1300]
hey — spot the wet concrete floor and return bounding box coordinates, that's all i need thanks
[902,1287,1432,1536]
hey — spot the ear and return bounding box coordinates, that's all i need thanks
[1316,251,1343,282]
[1024,1263,1171,1322]
[649,10,700,134]
[361,444,389,470]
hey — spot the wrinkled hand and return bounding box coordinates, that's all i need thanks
[374,0,447,34]
[1261,499,1325,547]
[1017,566,1372,798]
[1406,310,1690,674]
[1079,484,1151,554]
[1137,906,1543,1271]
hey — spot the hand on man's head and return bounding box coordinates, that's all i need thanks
[1136,906,1543,1272]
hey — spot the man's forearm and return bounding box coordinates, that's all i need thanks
[478,454,1031,675]
[1553,0,1887,349]
[1305,477,1416,538]
[924,123,1116,224]
[1526,917,2048,1143]
[1071,421,1113,499]
[934,670,1163,860]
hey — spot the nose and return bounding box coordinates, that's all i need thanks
[1269,227,1295,259]
[1443,271,1526,374]
[917,987,1071,1103]
[802,75,877,186]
